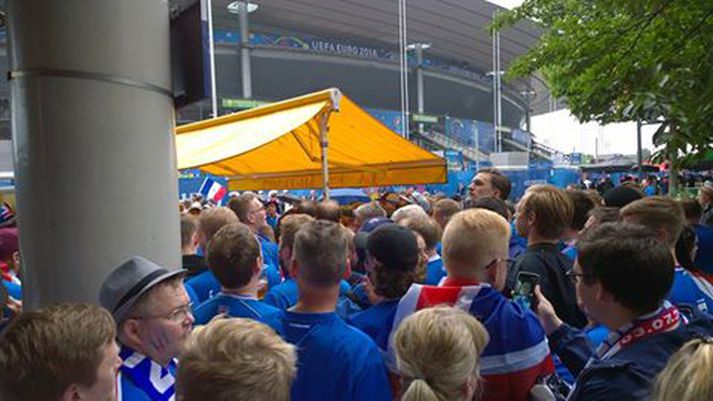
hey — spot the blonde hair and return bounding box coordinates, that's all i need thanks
[278,214,314,251]
[442,209,510,279]
[198,207,239,244]
[394,307,489,401]
[177,318,297,401]
[652,338,713,401]
[392,204,430,224]
[620,196,684,248]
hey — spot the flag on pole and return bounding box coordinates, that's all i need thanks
[198,177,227,203]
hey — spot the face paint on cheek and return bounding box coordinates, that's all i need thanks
[147,325,173,354]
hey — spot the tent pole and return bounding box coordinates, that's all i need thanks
[319,111,330,200]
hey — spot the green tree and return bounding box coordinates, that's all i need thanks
[494,0,713,171]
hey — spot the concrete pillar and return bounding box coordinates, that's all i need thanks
[7,0,180,308]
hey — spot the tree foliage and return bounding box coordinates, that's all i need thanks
[493,0,713,167]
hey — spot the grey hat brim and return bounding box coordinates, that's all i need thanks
[112,269,187,323]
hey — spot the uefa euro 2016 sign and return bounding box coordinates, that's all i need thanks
[310,40,381,58]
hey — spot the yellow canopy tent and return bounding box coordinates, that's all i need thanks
[176,88,446,196]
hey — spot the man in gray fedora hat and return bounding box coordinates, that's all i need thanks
[100,256,194,401]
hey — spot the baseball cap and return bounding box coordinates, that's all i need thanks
[603,186,644,208]
[367,224,419,273]
[99,256,186,323]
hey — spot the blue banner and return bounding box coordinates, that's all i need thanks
[512,129,532,147]
[366,108,405,135]
[445,118,476,148]
[474,121,496,153]
[444,150,465,171]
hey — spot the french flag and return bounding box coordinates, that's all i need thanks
[386,283,554,401]
[0,202,13,222]
[198,177,227,203]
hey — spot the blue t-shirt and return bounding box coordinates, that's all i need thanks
[348,299,399,350]
[266,215,279,231]
[694,224,713,273]
[509,222,528,260]
[185,269,219,303]
[349,282,371,308]
[282,310,392,401]
[425,256,446,285]
[186,264,281,303]
[264,278,351,310]
[193,293,283,331]
[184,283,199,305]
[561,244,578,262]
[668,267,713,317]
[258,235,280,272]
[1,281,22,331]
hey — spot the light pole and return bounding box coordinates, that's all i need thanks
[487,70,505,153]
[407,43,430,135]
[228,1,259,99]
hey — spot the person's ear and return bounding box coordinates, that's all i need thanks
[655,227,669,246]
[123,319,144,346]
[595,282,614,303]
[60,383,81,401]
[463,375,478,401]
[526,210,536,227]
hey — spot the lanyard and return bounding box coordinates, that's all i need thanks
[595,301,681,360]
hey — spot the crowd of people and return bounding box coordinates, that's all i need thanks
[2,168,713,401]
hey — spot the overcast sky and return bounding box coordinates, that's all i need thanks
[530,110,657,156]
[486,0,656,156]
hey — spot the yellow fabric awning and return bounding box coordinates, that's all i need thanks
[176,88,446,190]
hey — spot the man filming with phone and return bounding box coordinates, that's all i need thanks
[534,223,713,401]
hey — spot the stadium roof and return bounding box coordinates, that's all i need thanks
[206,0,553,114]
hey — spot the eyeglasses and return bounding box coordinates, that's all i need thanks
[565,270,591,284]
[485,258,513,269]
[130,302,193,323]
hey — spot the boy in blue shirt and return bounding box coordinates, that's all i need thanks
[282,220,392,401]
[193,222,282,330]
